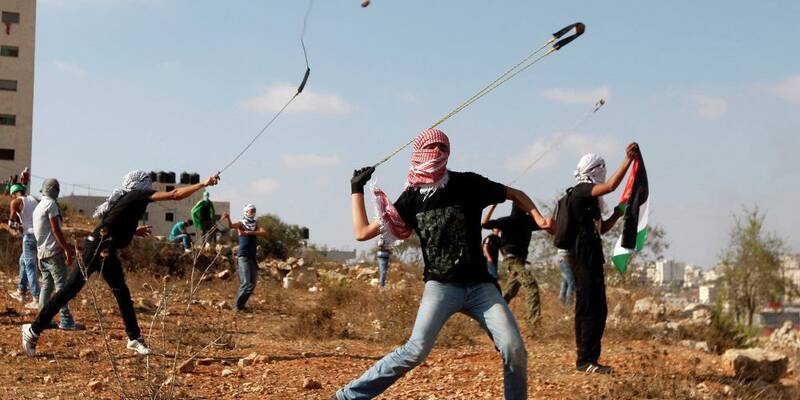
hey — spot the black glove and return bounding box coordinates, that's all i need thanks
[351,166,375,194]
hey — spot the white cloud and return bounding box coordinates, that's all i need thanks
[242,84,354,115]
[540,86,610,105]
[688,94,728,119]
[505,132,618,174]
[762,75,800,105]
[281,154,341,169]
[52,60,87,78]
[250,178,281,194]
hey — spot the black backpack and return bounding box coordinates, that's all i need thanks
[553,187,577,250]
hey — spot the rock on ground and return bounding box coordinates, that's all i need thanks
[722,348,788,383]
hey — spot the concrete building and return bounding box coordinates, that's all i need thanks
[654,259,685,286]
[781,253,800,302]
[61,172,230,238]
[0,0,35,179]
[683,264,703,288]
[699,284,718,305]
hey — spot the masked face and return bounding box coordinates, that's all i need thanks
[245,209,256,218]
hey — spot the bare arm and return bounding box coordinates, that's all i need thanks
[351,193,381,241]
[222,212,243,230]
[49,216,69,253]
[600,206,624,234]
[150,175,219,202]
[482,241,494,263]
[591,143,639,197]
[482,204,497,226]
[244,227,268,237]
[8,198,22,233]
[505,187,550,230]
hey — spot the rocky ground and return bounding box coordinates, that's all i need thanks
[0,203,797,399]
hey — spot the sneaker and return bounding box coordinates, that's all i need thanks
[577,362,613,374]
[126,338,152,355]
[58,321,85,331]
[21,324,38,357]
[24,300,39,310]
[9,290,25,302]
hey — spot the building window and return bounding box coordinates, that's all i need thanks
[0,148,14,160]
[0,114,14,126]
[0,79,17,91]
[2,12,20,24]
[0,46,18,57]
[165,212,174,222]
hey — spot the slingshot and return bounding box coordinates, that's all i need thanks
[372,22,586,169]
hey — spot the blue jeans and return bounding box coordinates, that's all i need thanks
[38,252,75,326]
[377,251,391,288]
[487,260,498,280]
[18,233,39,297]
[172,234,192,250]
[336,281,527,400]
[236,256,257,310]
[559,256,576,306]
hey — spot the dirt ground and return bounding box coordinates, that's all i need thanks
[0,258,797,400]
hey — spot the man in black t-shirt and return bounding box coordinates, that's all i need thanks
[482,228,501,279]
[22,170,219,357]
[334,129,551,400]
[482,204,543,329]
[568,144,638,375]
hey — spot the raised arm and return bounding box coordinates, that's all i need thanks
[591,143,639,197]
[351,167,381,242]
[150,175,219,202]
[222,212,243,230]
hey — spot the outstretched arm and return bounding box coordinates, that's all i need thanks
[482,204,497,226]
[506,187,550,230]
[150,175,219,202]
[601,206,624,234]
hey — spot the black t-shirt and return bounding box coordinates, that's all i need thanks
[482,206,541,260]
[393,171,506,283]
[570,182,601,242]
[93,189,155,250]
[482,234,501,262]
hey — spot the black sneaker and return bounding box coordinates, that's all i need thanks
[577,362,613,374]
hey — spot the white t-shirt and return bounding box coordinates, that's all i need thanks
[32,196,63,259]
[20,195,39,234]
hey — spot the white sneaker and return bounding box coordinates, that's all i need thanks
[24,300,39,310]
[126,338,152,355]
[9,290,25,302]
[21,324,38,357]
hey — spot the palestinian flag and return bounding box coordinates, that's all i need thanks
[611,157,649,273]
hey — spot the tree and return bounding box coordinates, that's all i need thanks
[256,214,305,260]
[719,207,789,326]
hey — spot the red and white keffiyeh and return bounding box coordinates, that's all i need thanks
[371,129,451,245]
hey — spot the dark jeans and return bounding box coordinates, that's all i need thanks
[32,238,141,340]
[572,237,607,366]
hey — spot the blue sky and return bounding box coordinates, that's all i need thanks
[27,0,800,267]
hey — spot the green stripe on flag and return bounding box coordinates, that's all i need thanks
[612,252,631,273]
